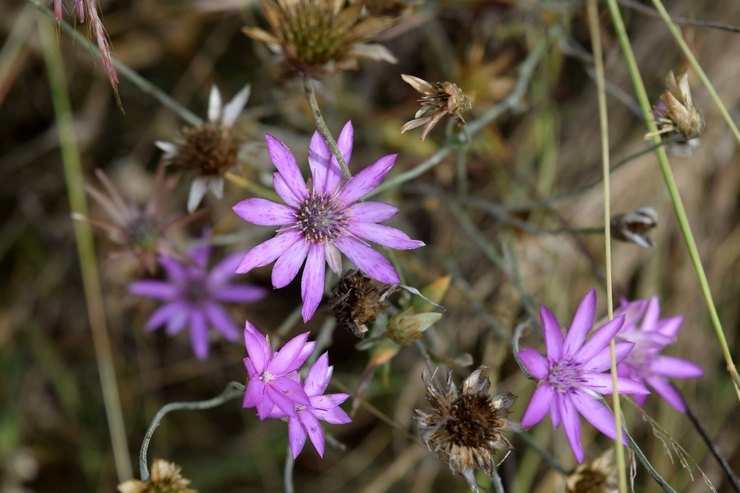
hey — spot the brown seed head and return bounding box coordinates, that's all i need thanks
[330,270,390,337]
[401,75,472,140]
[176,124,239,177]
[565,449,618,493]
[117,459,197,493]
[610,207,658,248]
[648,71,705,141]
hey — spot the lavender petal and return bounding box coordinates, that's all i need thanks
[517,348,549,380]
[204,302,239,341]
[520,383,553,428]
[212,284,268,304]
[649,356,703,378]
[563,288,597,357]
[575,316,625,364]
[272,239,310,289]
[347,201,399,223]
[265,134,307,201]
[300,244,326,322]
[559,395,584,462]
[646,376,687,412]
[571,389,626,445]
[233,198,296,226]
[235,231,301,274]
[337,154,397,205]
[288,417,308,459]
[269,332,311,374]
[348,222,424,250]
[189,310,210,360]
[335,236,399,284]
[129,280,178,300]
[540,305,564,360]
[299,411,325,458]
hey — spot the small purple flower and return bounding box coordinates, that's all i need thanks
[129,234,267,359]
[233,121,424,322]
[615,297,703,413]
[242,321,316,419]
[517,289,650,462]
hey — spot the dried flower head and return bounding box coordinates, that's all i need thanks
[416,367,517,492]
[646,71,705,141]
[330,269,390,337]
[74,165,200,273]
[610,207,658,248]
[157,85,251,212]
[243,0,397,78]
[401,75,472,141]
[117,459,196,493]
[565,449,618,493]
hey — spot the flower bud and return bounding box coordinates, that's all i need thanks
[386,308,441,345]
[611,207,658,248]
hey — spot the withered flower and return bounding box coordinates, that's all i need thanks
[564,449,618,493]
[243,0,397,79]
[117,459,196,493]
[157,85,251,212]
[646,71,704,141]
[330,270,390,337]
[401,75,471,141]
[610,207,658,248]
[74,165,200,273]
[416,367,517,492]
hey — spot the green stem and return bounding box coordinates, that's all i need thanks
[39,19,132,481]
[587,1,627,490]
[604,0,740,401]
[649,0,740,142]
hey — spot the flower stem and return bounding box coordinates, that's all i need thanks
[605,0,740,401]
[586,2,628,491]
[302,74,351,179]
[283,446,295,493]
[649,0,740,143]
[138,381,245,480]
[39,18,132,482]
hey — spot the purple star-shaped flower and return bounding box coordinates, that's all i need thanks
[517,289,650,462]
[615,296,703,413]
[233,121,424,322]
[242,321,316,419]
[129,233,267,359]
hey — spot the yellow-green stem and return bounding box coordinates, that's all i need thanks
[39,19,132,480]
[604,0,740,400]
[649,0,740,143]
[587,2,627,491]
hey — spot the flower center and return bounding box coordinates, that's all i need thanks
[181,277,210,306]
[260,371,275,384]
[547,359,585,394]
[296,193,347,244]
[179,124,238,176]
[127,215,159,251]
[445,394,503,447]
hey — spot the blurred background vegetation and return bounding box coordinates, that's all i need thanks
[0,0,738,491]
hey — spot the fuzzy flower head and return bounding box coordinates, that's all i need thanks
[415,367,517,493]
[157,86,251,212]
[615,297,703,413]
[233,121,424,322]
[117,459,196,493]
[401,75,472,141]
[244,0,397,79]
[517,289,650,462]
[330,269,390,337]
[646,71,704,141]
[129,232,267,359]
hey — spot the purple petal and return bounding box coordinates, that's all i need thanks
[269,332,311,375]
[160,257,187,284]
[212,284,268,303]
[243,321,271,373]
[642,296,660,331]
[233,198,296,226]
[348,223,424,250]
[308,130,336,195]
[144,302,186,332]
[520,384,553,428]
[582,342,635,372]
[576,316,625,364]
[324,243,342,275]
[189,240,211,269]
[335,236,399,284]
[243,379,265,409]
[255,388,277,419]
[265,134,307,201]
[297,341,317,367]
[581,373,650,395]
[207,253,242,286]
[311,395,352,424]
[518,348,548,380]
[235,231,301,274]
[337,154,397,205]
[649,356,703,378]
[540,306,564,360]
[646,376,686,412]
[129,280,178,300]
[298,411,325,457]
[559,395,584,462]
[550,394,562,428]
[570,390,626,445]
[166,307,190,335]
[204,302,238,341]
[633,393,648,407]
[189,310,210,360]
[300,244,326,322]
[273,172,302,208]
[656,315,683,339]
[288,417,308,459]
[347,201,399,223]
[304,353,330,396]
[563,289,597,357]
[266,378,310,416]
[329,121,353,193]
[272,239,310,289]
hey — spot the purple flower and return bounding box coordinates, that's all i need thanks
[129,234,267,359]
[517,289,650,462]
[615,297,703,413]
[233,121,424,322]
[242,321,316,419]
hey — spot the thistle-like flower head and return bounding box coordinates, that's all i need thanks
[401,74,472,141]
[117,459,196,493]
[330,269,390,337]
[517,289,650,462]
[157,85,251,212]
[232,121,424,322]
[648,71,705,141]
[415,367,517,492]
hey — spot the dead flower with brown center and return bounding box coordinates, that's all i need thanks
[401,75,472,141]
[565,449,618,493]
[415,367,518,492]
[243,0,397,79]
[330,269,391,337]
[117,459,196,493]
[646,71,705,141]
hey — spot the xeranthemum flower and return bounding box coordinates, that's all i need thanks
[233,121,424,322]
[517,289,650,462]
[615,296,703,413]
[129,232,267,359]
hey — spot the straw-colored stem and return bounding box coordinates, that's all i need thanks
[649,0,740,143]
[224,171,280,201]
[586,1,628,490]
[605,0,740,400]
[39,19,132,480]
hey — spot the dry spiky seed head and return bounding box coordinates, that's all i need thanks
[177,125,239,177]
[646,71,705,141]
[415,367,518,492]
[565,449,618,493]
[117,459,197,493]
[401,75,472,141]
[330,270,390,337]
[610,207,658,248]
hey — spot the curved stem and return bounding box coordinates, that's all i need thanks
[139,382,245,480]
[302,74,351,179]
[283,446,295,493]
